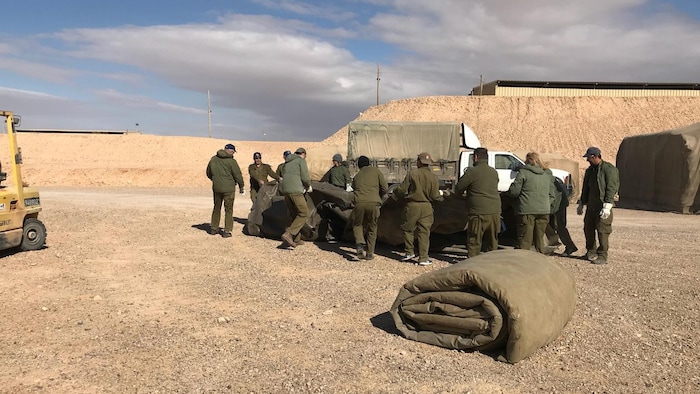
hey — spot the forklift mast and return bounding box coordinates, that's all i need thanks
[1,110,25,206]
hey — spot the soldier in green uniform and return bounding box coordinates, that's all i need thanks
[392,152,445,266]
[577,147,619,265]
[321,153,352,189]
[275,150,292,179]
[507,151,553,253]
[351,156,388,260]
[544,166,578,257]
[279,147,311,248]
[248,152,279,203]
[454,147,501,257]
[206,143,245,238]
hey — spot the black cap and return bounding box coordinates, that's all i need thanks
[283,150,292,158]
[583,147,601,157]
[225,143,236,152]
[253,152,262,159]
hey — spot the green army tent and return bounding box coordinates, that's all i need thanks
[616,122,700,214]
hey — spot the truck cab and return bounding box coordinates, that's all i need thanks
[458,123,573,194]
[458,151,573,193]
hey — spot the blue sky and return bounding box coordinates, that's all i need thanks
[1,0,699,141]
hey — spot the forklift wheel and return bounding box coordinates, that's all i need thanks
[21,218,47,251]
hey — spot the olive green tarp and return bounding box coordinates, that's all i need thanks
[390,249,576,364]
[616,122,700,214]
[348,121,463,162]
[246,181,522,248]
[244,181,321,240]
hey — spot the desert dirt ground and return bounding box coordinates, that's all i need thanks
[1,187,698,393]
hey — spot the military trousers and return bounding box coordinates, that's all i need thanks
[284,193,309,242]
[516,214,549,253]
[211,191,235,232]
[546,207,577,251]
[352,202,380,255]
[250,181,266,203]
[401,202,434,261]
[466,213,501,258]
[583,203,613,259]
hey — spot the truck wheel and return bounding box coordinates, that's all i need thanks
[21,218,47,251]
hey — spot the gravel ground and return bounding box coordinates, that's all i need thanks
[0,187,698,393]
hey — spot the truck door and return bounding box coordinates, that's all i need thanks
[458,152,473,179]
[494,153,523,192]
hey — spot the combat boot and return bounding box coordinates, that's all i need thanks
[586,250,598,261]
[591,256,607,265]
[281,232,297,248]
[356,244,366,260]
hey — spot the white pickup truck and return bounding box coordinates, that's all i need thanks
[459,123,573,193]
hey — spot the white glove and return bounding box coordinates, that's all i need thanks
[439,190,444,196]
[240,188,245,195]
[599,203,613,219]
[345,184,353,192]
[306,185,313,193]
[576,202,584,215]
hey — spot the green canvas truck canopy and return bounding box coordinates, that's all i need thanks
[348,121,464,162]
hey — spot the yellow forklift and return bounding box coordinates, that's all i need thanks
[0,110,46,251]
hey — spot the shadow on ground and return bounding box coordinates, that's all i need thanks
[370,311,402,336]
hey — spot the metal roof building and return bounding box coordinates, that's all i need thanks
[470,80,700,97]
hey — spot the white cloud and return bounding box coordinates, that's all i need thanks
[0,58,78,84]
[94,89,207,115]
[3,0,699,140]
[0,86,66,100]
[369,0,700,85]
[251,0,357,22]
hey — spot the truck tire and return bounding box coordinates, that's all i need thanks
[21,218,47,251]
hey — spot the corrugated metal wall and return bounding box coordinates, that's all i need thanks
[472,83,497,95]
[493,86,700,97]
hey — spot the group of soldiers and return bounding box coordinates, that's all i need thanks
[206,143,620,265]
[205,144,299,239]
[454,146,619,265]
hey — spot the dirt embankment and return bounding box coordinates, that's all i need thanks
[3,96,699,188]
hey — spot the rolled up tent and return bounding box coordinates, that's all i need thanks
[390,249,576,363]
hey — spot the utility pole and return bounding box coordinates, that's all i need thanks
[479,74,483,96]
[207,90,212,138]
[376,63,381,106]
